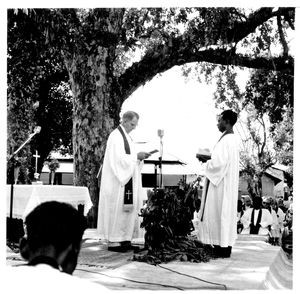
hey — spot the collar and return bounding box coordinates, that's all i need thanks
[119,124,132,141]
[120,124,127,134]
[218,128,234,142]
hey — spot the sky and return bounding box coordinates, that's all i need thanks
[122,67,219,157]
[121,65,250,173]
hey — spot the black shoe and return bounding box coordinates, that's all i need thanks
[122,244,141,251]
[212,245,221,256]
[107,246,128,252]
[218,246,232,258]
[133,246,148,253]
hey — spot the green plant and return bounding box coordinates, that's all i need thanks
[133,184,215,264]
[44,159,60,172]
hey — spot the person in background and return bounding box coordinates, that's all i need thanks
[237,199,244,234]
[243,196,253,211]
[4,201,108,292]
[271,198,285,245]
[281,207,293,254]
[197,109,240,258]
[240,196,273,236]
[97,111,151,252]
[283,195,293,211]
[262,197,279,244]
[278,197,288,213]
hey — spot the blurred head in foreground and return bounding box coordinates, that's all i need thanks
[20,201,87,274]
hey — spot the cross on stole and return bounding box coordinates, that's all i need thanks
[33,150,40,173]
[126,190,132,201]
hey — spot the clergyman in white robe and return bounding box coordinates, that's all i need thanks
[97,120,147,245]
[240,207,273,235]
[196,110,240,251]
[197,109,239,257]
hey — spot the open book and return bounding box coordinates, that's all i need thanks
[196,148,211,160]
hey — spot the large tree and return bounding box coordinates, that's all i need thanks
[7,8,295,224]
[7,9,72,182]
[181,12,294,198]
[241,69,293,195]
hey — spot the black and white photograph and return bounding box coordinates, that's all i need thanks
[2,1,298,292]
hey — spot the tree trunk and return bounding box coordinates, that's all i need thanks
[65,48,121,227]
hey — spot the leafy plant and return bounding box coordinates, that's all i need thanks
[44,159,60,172]
[133,184,215,264]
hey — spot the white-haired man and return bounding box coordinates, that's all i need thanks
[97,111,150,252]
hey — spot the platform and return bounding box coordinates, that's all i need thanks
[6,229,293,290]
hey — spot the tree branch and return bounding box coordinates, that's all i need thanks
[225,7,277,43]
[117,45,293,101]
[260,117,267,156]
[116,7,294,101]
[277,15,289,57]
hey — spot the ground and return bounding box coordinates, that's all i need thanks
[6,230,293,290]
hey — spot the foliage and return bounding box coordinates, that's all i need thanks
[238,68,294,194]
[7,9,71,181]
[133,186,214,265]
[7,8,295,224]
[270,107,293,187]
[244,70,293,124]
[44,159,60,172]
[181,12,294,197]
[7,156,31,184]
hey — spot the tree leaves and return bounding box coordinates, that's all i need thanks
[134,186,214,264]
[7,7,295,215]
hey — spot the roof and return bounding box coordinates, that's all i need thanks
[272,164,290,172]
[41,151,204,176]
[265,167,284,184]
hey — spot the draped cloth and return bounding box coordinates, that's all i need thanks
[97,125,145,243]
[249,208,262,234]
[197,131,240,247]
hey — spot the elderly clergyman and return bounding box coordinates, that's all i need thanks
[197,109,240,258]
[97,111,150,252]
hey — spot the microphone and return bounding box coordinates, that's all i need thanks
[157,129,164,138]
[33,126,41,134]
[9,126,42,161]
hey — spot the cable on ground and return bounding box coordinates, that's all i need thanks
[76,268,184,290]
[157,264,227,290]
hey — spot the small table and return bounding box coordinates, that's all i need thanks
[6,184,93,219]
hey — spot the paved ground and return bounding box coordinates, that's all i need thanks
[6,230,293,290]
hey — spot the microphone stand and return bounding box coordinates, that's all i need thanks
[157,130,164,189]
[7,128,41,228]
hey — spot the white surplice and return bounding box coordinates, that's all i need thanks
[197,133,240,247]
[97,125,145,243]
[240,208,273,235]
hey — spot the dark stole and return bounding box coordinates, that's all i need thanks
[117,126,133,206]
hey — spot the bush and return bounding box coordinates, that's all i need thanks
[133,185,214,264]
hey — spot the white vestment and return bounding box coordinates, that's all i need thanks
[197,133,240,247]
[97,125,145,243]
[240,208,273,235]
